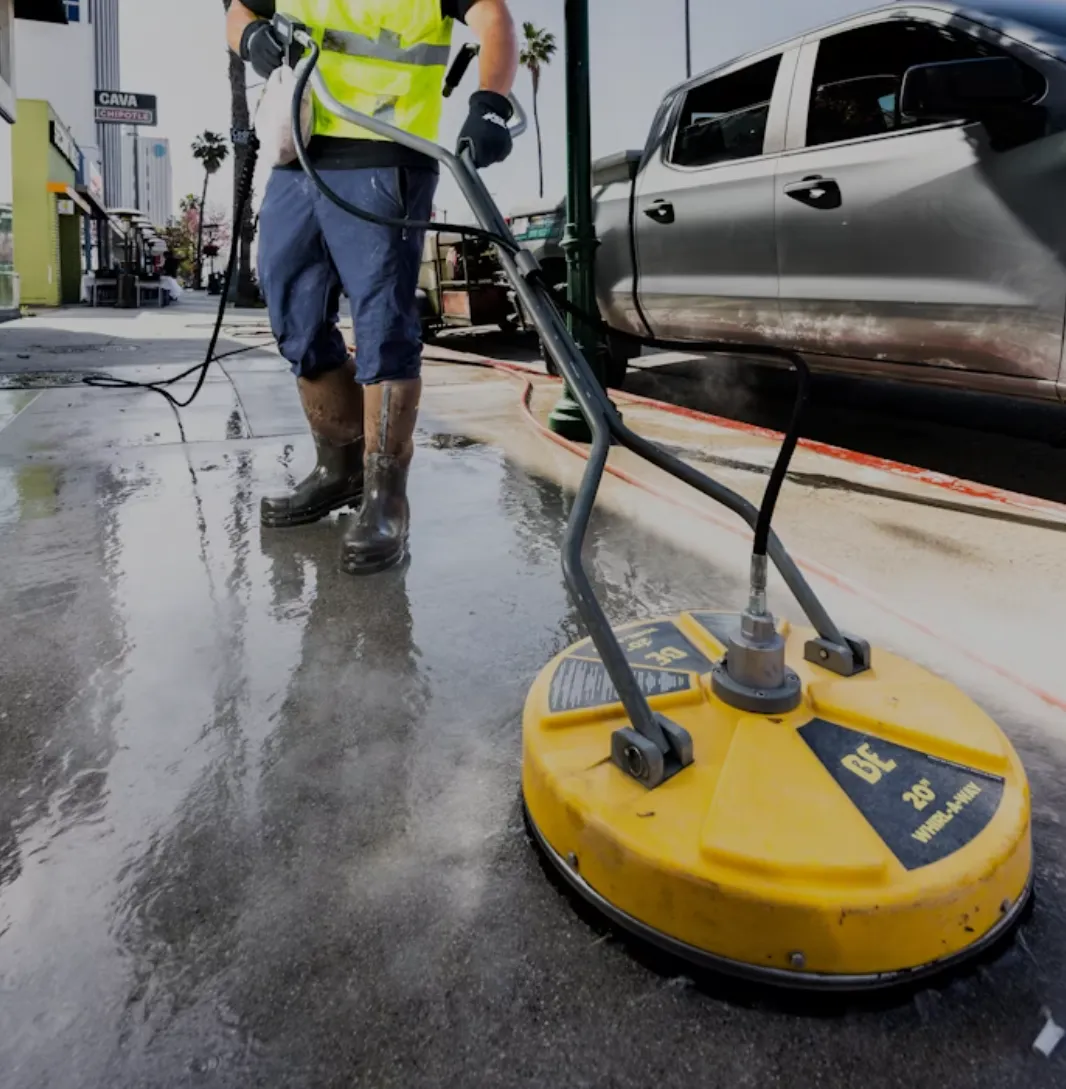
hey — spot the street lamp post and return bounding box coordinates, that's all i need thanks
[685,0,692,79]
[131,126,141,211]
[547,0,602,442]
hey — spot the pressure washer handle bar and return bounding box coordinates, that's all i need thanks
[307,66,527,159]
[274,17,527,137]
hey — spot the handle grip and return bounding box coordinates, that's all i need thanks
[443,43,480,98]
[457,91,526,165]
[444,41,527,139]
[270,12,308,67]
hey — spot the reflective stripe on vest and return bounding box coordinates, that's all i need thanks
[322,28,452,68]
[277,0,453,144]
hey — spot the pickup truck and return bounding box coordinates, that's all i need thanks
[591,0,1066,404]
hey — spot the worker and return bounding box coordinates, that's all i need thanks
[226,0,517,574]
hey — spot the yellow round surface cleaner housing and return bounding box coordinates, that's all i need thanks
[523,612,1032,989]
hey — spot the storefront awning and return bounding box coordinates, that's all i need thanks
[75,185,109,221]
[46,182,93,216]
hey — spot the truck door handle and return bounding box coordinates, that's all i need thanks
[643,200,675,224]
[783,175,841,210]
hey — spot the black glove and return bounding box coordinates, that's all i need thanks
[457,90,514,169]
[240,20,286,80]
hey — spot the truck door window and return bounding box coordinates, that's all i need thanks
[806,20,1043,147]
[669,55,782,168]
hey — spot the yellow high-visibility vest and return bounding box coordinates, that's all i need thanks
[277,0,453,142]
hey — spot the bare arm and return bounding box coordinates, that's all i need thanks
[464,0,518,97]
[226,0,260,55]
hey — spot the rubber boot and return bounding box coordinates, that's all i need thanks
[341,378,421,575]
[260,360,364,528]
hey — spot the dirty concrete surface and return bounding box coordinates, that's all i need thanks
[2,302,1065,1088]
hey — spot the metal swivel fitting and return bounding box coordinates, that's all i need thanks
[712,555,803,714]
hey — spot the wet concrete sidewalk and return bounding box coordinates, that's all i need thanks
[2,305,1066,1088]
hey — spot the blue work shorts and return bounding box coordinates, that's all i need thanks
[257,165,438,385]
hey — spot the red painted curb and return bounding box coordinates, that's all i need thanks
[619,388,1066,518]
[424,345,1066,518]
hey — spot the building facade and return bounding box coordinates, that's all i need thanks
[0,0,16,318]
[9,1,126,305]
[12,98,86,306]
[15,1,99,180]
[122,133,172,228]
[92,0,122,207]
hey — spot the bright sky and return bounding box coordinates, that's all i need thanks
[119,0,873,223]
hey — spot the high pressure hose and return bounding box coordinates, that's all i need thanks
[82,130,263,409]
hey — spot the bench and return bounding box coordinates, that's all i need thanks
[137,282,165,308]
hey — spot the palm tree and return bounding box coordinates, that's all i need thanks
[519,22,557,200]
[192,131,229,289]
[223,0,259,305]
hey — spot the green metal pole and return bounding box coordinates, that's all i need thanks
[548,0,601,442]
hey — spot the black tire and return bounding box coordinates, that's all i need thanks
[602,331,635,390]
[604,349,628,390]
[539,336,559,377]
[540,278,571,380]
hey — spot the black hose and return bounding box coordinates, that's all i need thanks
[753,353,809,556]
[83,133,262,409]
[547,289,813,558]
